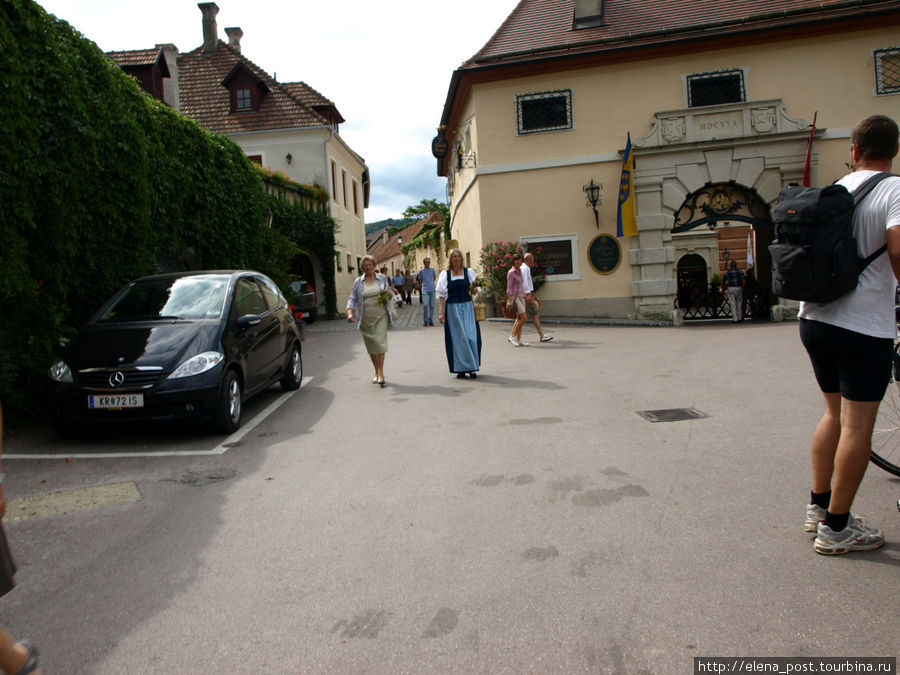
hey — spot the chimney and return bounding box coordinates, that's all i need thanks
[198,2,219,53]
[225,27,243,53]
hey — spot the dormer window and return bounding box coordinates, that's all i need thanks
[222,63,270,112]
[573,0,603,29]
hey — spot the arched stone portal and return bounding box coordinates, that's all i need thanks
[628,99,811,321]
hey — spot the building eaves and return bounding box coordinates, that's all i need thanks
[107,47,170,76]
[281,81,346,124]
[468,0,900,66]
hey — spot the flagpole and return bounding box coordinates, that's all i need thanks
[802,111,817,187]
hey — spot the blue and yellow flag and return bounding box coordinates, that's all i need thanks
[617,133,638,237]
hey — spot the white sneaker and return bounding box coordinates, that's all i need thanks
[805,504,826,533]
[508,335,519,346]
[814,515,884,555]
[518,341,529,347]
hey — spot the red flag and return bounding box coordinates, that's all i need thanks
[802,111,817,187]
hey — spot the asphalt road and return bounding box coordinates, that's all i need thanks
[2,311,898,673]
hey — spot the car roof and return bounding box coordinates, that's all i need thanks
[131,270,262,283]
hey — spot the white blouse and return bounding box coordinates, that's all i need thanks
[436,268,476,298]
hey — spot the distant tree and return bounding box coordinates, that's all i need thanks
[403,199,449,220]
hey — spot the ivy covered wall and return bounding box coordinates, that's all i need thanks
[0,0,336,421]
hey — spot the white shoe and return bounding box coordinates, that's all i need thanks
[814,515,883,555]
[518,341,529,347]
[508,335,519,346]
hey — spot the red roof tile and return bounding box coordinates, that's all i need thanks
[281,81,346,125]
[468,0,900,66]
[177,42,331,134]
[107,47,167,68]
[371,215,442,263]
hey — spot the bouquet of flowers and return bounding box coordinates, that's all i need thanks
[377,291,390,306]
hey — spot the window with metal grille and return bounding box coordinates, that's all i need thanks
[236,88,251,110]
[686,70,745,107]
[875,47,900,95]
[516,90,573,134]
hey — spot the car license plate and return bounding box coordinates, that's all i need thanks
[88,394,144,409]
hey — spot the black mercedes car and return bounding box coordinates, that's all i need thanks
[48,270,303,435]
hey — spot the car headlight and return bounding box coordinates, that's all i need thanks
[168,352,224,379]
[49,360,74,383]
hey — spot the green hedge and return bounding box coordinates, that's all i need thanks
[0,0,334,423]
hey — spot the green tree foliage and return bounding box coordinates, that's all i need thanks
[402,199,449,220]
[0,0,334,421]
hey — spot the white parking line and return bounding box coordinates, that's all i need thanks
[4,377,312,460]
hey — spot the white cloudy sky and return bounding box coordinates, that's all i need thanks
[36,0,519,222]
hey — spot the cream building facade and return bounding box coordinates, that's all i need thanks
[436,0,900,321]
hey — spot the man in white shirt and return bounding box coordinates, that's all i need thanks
[798,114,900,555]
[510,252,553,344]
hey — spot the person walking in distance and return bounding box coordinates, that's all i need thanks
[506,253,528,347]
[723,260,745,322]
[798,114,900,555]
[403,269,415,305]
[391,269,406,304]
[516,251,553,343]
[417,257,437,326]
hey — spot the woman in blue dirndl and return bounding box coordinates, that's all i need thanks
[437,248,482,379]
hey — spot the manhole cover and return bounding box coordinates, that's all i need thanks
[636,408,707,423]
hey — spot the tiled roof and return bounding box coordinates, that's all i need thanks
[468,0,900,66]
[371,217,437,263]
[280,81,345,124]
[177,42,330,134]
[107,47,167,68]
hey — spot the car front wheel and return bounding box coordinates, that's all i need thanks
[214,369,242,433]
[280,343,302,391]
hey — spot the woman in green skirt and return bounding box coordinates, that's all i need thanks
[346,255,395,386]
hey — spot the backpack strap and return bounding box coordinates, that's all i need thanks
[854,172,896,271]
[851,171,895,204]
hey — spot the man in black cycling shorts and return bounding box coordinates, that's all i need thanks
[798,114,900,555]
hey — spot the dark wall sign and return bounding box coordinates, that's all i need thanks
[431,133,449,159]
[587,234,622,274]
[534,239,574,276]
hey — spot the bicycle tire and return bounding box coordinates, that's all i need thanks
[871,341,900,477]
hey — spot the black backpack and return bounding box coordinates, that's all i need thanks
[769,172,894,303]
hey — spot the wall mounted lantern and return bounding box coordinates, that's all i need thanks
[583,179,602,229]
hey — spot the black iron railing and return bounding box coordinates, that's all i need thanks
[674,283,769,321]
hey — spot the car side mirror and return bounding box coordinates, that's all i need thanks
[234,314,262,333]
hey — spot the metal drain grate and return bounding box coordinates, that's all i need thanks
[636,408,707,423]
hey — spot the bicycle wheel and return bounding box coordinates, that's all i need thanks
[871,342,900,477]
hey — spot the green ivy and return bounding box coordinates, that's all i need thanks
[0,0,337,423]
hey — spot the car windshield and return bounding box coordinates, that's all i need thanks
[99,275,230,322]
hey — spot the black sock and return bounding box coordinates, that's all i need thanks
[825,511,849,532]
[810,490,831,510]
